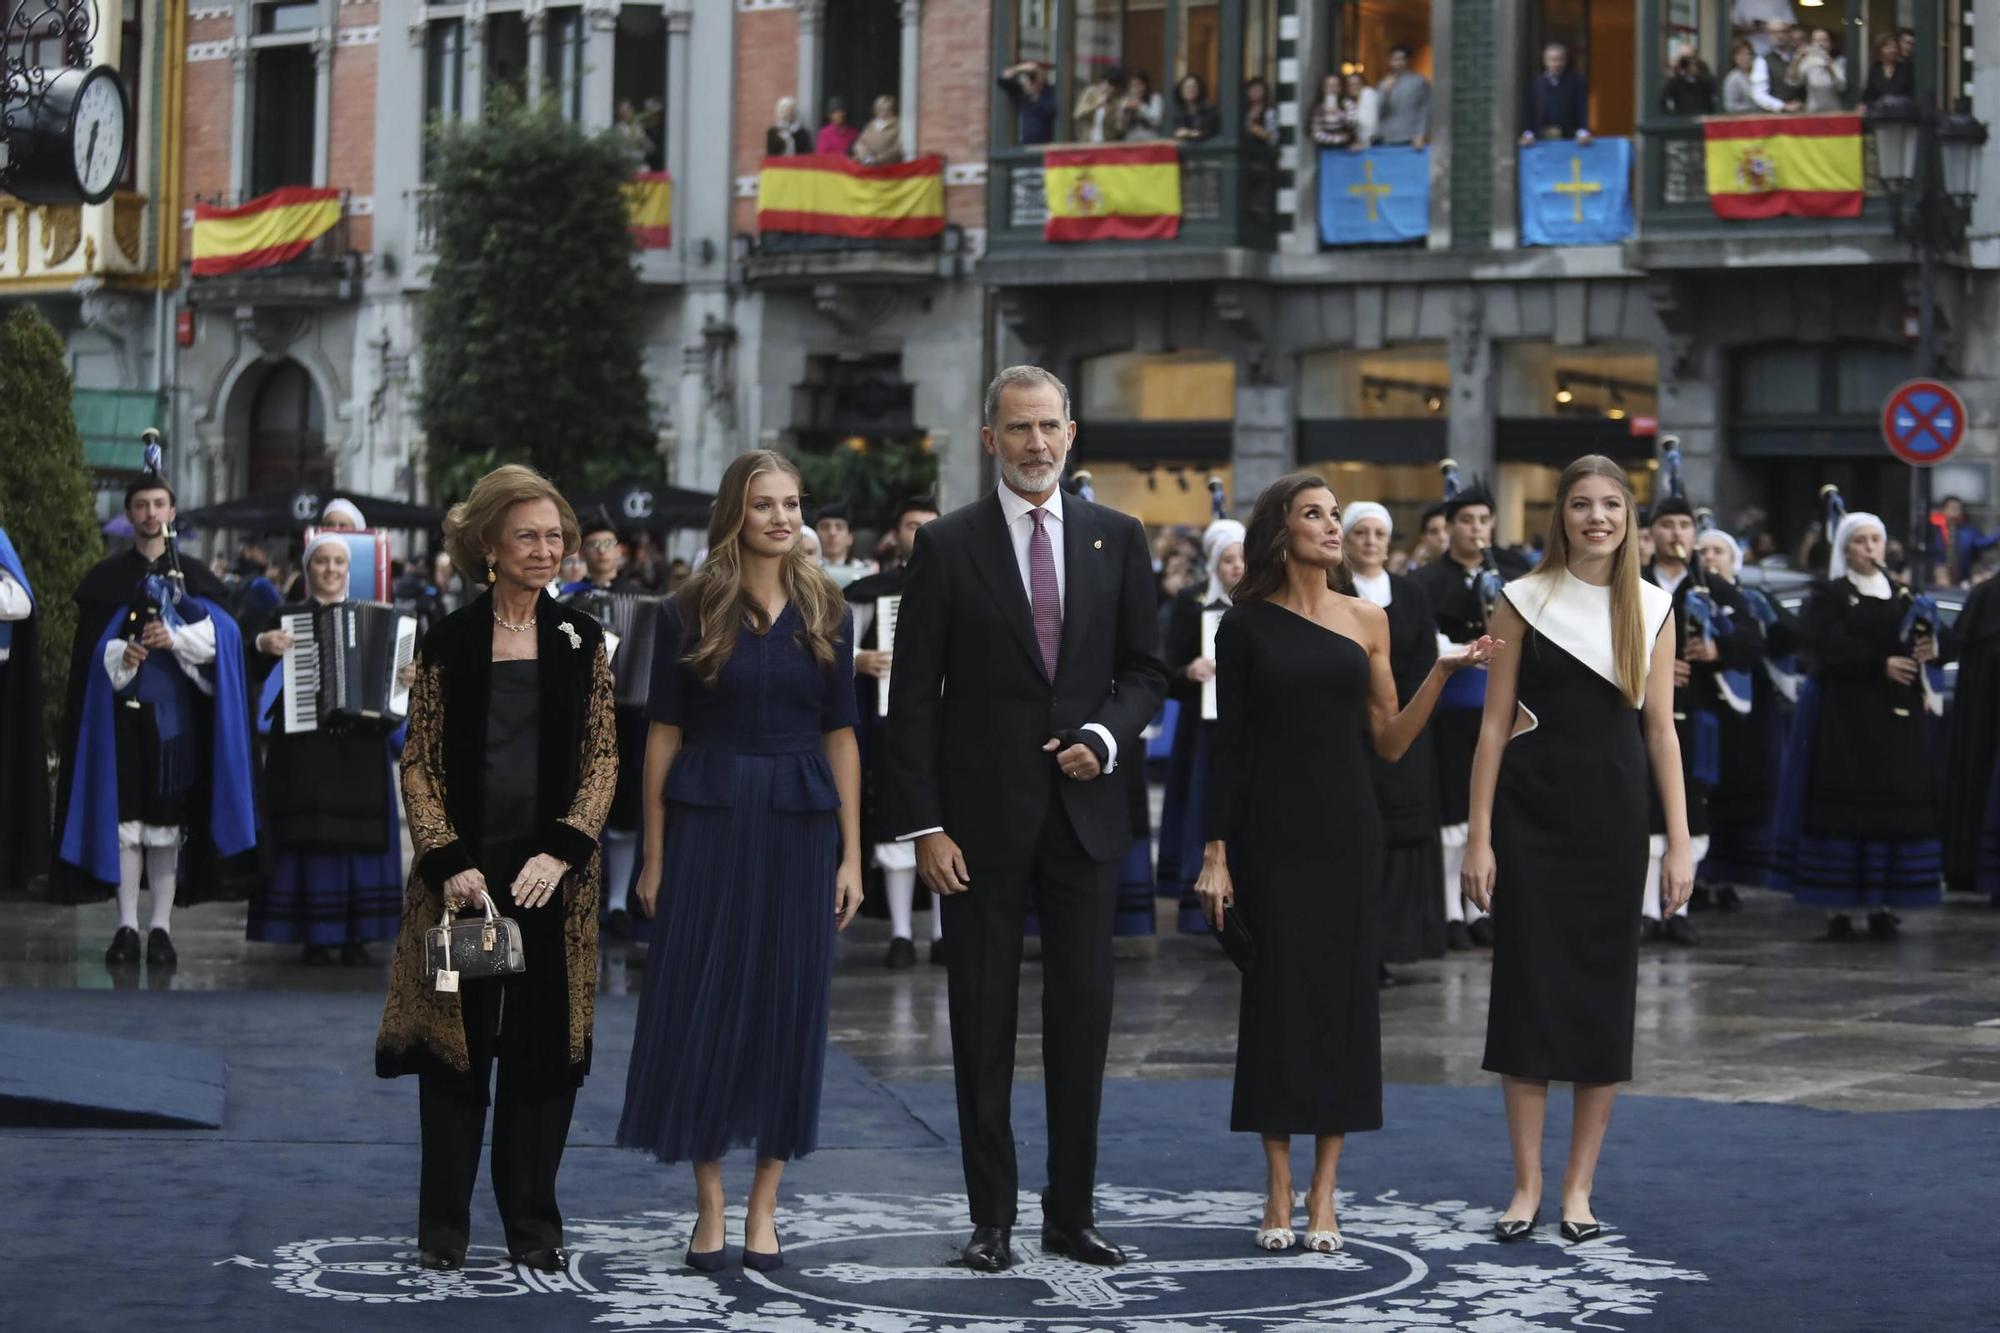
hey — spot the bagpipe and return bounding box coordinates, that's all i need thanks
[122,430,200,646]
[1438,459,1501,711]
[1207,475,1226,524]
[1899,587,1949,718]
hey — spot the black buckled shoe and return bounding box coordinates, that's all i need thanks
[961,1225,1013,1272]
[1041,1223,1127,1267]
[1867,910,1901,941]
[885,937,917,969]
[145,928,177,967]
[1662,915,1701,947]
[105,927,141,966]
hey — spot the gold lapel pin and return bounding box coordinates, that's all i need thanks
[1093,539,1103,550]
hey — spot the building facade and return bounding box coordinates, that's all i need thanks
[149,0,2000,556]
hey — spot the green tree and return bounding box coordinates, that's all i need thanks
[0,307,104,744]
[790,441,940,531]
[419,93,658,496]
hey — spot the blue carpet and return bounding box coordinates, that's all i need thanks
[0,989,1991,1332]
[0,1022,225,1127]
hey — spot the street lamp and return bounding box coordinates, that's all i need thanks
[1865,95,1990,580]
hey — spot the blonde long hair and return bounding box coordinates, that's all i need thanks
[678,450,844,686]
[1526,455,1648,706]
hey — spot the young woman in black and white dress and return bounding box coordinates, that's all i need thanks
[1461,455,1690,1244]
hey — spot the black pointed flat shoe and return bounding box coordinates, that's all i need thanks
[1494,1216,1537,1243]
[1560,1219,1602,1243]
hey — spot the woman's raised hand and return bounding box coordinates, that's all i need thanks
[1441,635,1504,673]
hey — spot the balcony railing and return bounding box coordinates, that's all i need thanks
[1637,115,1889,235]
[187,187,359,299]
[985,140,1278,255]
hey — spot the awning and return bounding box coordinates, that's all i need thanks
[178,487,446,532]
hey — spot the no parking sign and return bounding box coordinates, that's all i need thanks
[1881,379,1967,467]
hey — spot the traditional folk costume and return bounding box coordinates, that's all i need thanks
[245,533,403,961]
[1156,518,1244,935]
[1772,510,1949,936]
[1942,576,2000,903]
[0,529,49,891]
[1411,478,1525,949]
[561,565,650,936]
[1639,502,1763,943]
[844,561,944,962]
[51,499,257,965]
[1345,503,1446,965]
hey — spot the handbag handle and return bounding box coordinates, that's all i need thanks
[437,890,498,932]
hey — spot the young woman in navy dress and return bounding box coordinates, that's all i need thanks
[1462,455,1689,1244]
[617,450,863,1271]
[1193,473,1496,1255]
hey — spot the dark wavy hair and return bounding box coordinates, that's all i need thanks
[1232,471,1350,604]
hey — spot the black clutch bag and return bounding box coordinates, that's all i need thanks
[1212,902,1255,973]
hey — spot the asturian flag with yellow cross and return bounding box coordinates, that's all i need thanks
[1519,138,1633,246]
[1319,146,1430,246]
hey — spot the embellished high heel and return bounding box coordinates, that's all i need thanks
[1303,1229,1343,1253]
[1253,1226,1296,1252]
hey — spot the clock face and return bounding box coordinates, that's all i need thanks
[71,69,128,202]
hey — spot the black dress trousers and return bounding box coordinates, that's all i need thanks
[939,791,1116,1230]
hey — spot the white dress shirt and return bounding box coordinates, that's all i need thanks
[102,615,218,696]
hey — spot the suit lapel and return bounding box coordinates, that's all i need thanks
[968,492,1047,677]
[1055,498,1098,686]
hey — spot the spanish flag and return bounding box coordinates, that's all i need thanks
[1043,143,1181,242]
[624,172,673,249]
[191,187,343,276]
[1703,113,1864,220]
[757,154,946,239]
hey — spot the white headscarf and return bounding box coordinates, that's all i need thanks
[1827,511,1886,585]
[319,498,366,530]
[1342,501,1392,540]
[1695,529,1741,581]
[300,531,352,603]
[1202,518,1246,606]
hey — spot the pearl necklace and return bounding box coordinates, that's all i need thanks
[493,608,538,633]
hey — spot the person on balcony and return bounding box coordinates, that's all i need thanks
[853,94,905,165]
[1310,73,1354,147]
[1072,65,1129,143]
[1751,22,1806,112]
[1343,72,1381,149]
[615,99,657,166]
[1721,40,1762,113]
[1375,45,1431,147]
[1790,29,1846,112]
[1521,42,1591,144]
[815,96,859,156]
[1659,41,1718,115]
[1243,76,1278,146]
[766,97,812,157]
[1119,71,1165,140]
[1172,74,1221,141]
[998,61,1059,145]
[1858,33,1913,110]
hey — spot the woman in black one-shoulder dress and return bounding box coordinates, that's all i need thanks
[1196,473,1495,1256]
[1461,455,1689,1246]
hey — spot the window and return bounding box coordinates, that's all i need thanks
[424,19,466,176]
[251,44,317,193]
[248,360,329,494]
[1327,0,1433,91]
[613,5,668,171]
[6,0,72,68]
[1498,343,1658,422]
[119,6,142,189]
[256,0,318,35]
[545,8,586,121]
[824,0,902,144]
[1081,350,1236,421]
[487,11,530,102]
[1300,345,1450,420]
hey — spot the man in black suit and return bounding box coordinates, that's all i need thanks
[884,366,1167,1273]
[1520,41,1592,144]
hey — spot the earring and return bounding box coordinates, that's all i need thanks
[486,558,497,584]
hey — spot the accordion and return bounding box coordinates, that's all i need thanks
[279,601,418,733]
[569,591,664,708]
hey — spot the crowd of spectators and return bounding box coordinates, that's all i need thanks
[1668,19,1916,118]
[764,93,906,166]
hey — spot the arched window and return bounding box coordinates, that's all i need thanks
[247,360,329,494]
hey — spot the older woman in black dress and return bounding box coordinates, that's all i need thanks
[1462,455,1688,1244]
[1194,474,1496,1254]
[376,465,618,1273]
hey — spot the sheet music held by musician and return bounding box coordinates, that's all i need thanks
[1201,608,1224,721]
[876,594,900,718]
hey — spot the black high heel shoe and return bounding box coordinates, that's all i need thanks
[1493,1213,1537,1243]
[686,1228,727,1272]
[1560,1218,1602,1243]
[743,1229,783,1273]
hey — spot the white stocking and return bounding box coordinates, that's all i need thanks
[116,846,143,931]
[885,866,917,941]
[145,845,178,933]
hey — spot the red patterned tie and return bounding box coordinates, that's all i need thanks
[1029,508,1061,682]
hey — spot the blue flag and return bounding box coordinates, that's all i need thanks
[1519,138,1633,246]
[1319,146,1430,246]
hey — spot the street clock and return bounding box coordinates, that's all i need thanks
[4,64,128,206]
